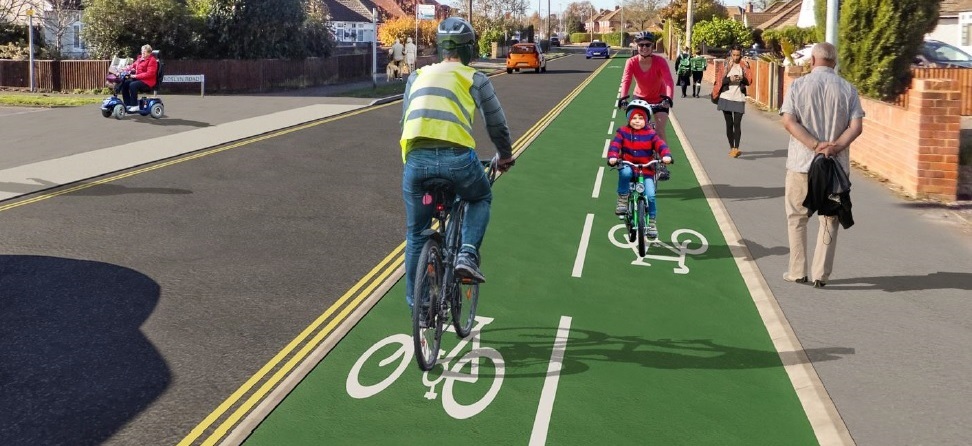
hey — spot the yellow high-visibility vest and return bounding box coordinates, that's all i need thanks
[400,62,478,162]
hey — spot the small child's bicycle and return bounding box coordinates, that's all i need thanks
[618,159,662,257]
[412,156,503,372]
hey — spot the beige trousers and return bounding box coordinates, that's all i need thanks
[785,170,840,281]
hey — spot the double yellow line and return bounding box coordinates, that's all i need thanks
[177,60,617,446]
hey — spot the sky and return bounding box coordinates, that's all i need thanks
[526,0,753,16]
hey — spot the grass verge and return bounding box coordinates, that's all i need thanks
[339,82,407,98]
[0,93,103,107]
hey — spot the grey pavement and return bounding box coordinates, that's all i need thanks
[669,77,972,445]
[0,55,970,444]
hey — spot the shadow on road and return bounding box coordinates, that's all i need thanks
[472,327,854,379]
[825,271,972,292]
[0,178,193,197]
[0,255,170,445]
[129,116,211,127]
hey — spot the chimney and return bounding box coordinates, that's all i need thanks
[746,1,754,13]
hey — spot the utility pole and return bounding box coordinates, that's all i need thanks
[547,0,551,43]
[825,0,838,46]
[27,8,34,92]
[685,0,694,54]
[620,0,624,47]
[372,8,377,89]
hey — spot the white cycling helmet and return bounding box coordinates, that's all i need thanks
[626,98,652,119]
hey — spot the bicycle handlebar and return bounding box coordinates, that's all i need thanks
[620,159,661,168]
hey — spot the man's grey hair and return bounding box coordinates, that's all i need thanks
[812,42,837,61]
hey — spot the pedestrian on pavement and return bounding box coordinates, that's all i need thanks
[780,42,865,288]
[400,17,515,312]
[689,49,707,98]
[712,45,753,158]
[405,36,417,74]
[607,99,673,239]
[675,47,692,98]
[617,31,675,143]
[391,38,405,79]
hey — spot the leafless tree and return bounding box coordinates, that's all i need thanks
[43,0,83,59]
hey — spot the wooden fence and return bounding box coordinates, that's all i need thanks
[0,53,377,93]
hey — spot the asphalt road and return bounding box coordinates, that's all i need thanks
[0,54,602,446]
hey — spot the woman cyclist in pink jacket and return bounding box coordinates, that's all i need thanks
[617,31,675,143]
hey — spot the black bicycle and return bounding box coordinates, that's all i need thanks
[412,157,502,372]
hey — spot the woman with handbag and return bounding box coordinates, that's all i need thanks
[711,45,753,158]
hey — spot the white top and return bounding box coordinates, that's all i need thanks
[405,42,417,62]
[719,64,747,102]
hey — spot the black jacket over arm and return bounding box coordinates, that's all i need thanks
[803,154,854,229]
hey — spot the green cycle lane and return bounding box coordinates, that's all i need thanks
[243,58,818,445]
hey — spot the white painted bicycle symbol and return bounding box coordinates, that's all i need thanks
[609,224,709,274]
[346,315,505,420]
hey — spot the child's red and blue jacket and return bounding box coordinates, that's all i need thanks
[607,125,672,176]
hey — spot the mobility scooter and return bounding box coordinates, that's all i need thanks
[101,50,165,120]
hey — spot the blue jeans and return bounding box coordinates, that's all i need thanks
[617,165,657,219]
[402,148,492,308]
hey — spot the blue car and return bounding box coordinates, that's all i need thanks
[586,41,610,59]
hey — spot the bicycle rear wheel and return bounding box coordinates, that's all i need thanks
[413,238,444,371]
[636,198,648,257]
[451,279,479,338]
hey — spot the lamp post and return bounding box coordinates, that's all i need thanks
[27,7,34,92]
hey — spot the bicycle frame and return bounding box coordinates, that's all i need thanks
[620,159,660,256]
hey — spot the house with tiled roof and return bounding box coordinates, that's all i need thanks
[928,0,972,53]
[755,0,803,30]
[727,0,803,30]
[325,0,444,44]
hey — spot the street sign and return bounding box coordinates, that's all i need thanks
[417,4,435,20]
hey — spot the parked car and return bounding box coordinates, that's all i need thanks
[782,44,813,66]
[550,36,561,47]
[506,43,547,73]
[916,39,972,68]
[586,40,610,59]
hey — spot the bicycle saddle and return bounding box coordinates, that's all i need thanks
[420,178,454,192]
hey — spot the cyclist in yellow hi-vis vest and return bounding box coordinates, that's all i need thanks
[400,17,515,310]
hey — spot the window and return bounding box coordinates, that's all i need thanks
[73,24,81,48]
[964,23,972,47]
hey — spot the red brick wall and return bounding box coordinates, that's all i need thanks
[853,79,961,200]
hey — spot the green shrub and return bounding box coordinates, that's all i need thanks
[839,0,941,101]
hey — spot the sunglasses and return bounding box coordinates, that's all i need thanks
[638,43,653,48]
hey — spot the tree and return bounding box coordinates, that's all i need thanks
[82,0,201,59]
[43,0,84,59]
[624,0,662,32]
[839,0,941,100]
[691,16,752,50]
[205,0,307,59]
[658,0,727,33]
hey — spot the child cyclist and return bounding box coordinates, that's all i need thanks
[607,99,673,239]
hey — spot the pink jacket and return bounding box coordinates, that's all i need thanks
[619,54,674,103]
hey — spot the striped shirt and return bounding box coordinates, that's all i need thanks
[608,126,672,175]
